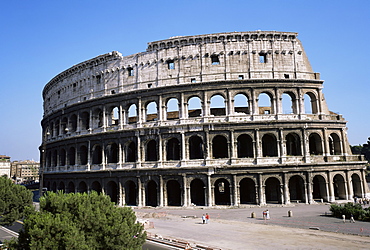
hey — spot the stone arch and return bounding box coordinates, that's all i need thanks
[189,135,204,159]
[69,114,78,132]
[286,133,302,156]
[262,134,278,157]
[312,175,327,202]
[146,139,158,161]
[329,133,341,155]
[281,92,297,114]
[92,144,102,164]
[288,175,305,202]
[67,147,75,165]
[80,111,90,130]
[106,181,118,204]
[167,180,181,206]
[210,94,226,116]
[146,101,158,122]
[146,180,158,207]
[106,142,118,163]
[239,178,256,204]
[128,104,138,123]
[51,182,57,192]
[258,92,273,114]
[58,181,65,192]
[77,181,88,193]
[126,141,137,162]
[309,133,323,155]
[190,178,205,206]
[67,181,75,193]
[92,108,103,128]
[124,180,137,206]
[188,96,202,117]
[234,93,249,114]
[61,117,68,134]
[212,135,228,159]
[214,178,231,205]
[166,138,180,160]
[351,173,362,198]
[79,145,88,165]
[60,148,66,166]
[52,150,57,167]
[166,98,179,120]
[108,105,120,126]
[265,177,281,204]
[333,174,346,200]
[55,119,60,136]
[304,92,318,114]
[91,181,102,194]
[237,134,253,158]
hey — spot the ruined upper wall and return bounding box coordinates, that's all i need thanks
[43,31,319,116]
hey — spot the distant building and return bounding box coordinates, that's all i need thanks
[11,160,40,183]
[0,155,11,178]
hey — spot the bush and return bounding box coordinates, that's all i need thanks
[330,202,370,221]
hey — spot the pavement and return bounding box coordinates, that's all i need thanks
[135,203,370,249]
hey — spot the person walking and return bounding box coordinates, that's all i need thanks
[342,214,346,223]
[202,214,206,224]
[205,213,210,224]
[266,210,270,220]
[350,214,355,223]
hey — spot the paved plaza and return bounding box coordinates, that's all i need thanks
[136,203,370,249]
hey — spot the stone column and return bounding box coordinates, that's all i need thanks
[137,97,143,125]
[233,174,238,206]
[306,172,313,204]
[118,178,124,206]
[137,177,143,207]
[119,104,124,129]
[118,141,123,169]
[158,95,163,122]
[251,89,258,115]
[102,105,107,132]
[180,92,186,119]
[258,173,265,205]
[346,171,353,200]
[181,132,186,163]
[340,128,348,155]
[327,172,335,202]
[136,132,142,168]
[227,89,233,116]
[207,172,213,206]
[159,175,164,207]
[101,142,105,170]
[283,173,289,204]
[230,129,236,159]
[182,174,188,206]
[89,109,93,133]
[87,140,91,171]
[323,128,329,156]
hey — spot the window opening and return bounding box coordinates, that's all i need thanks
[167,60,175,69]
[238,75,244,80]
[96,75,101,84]
[211,55,220,65]
[259,53,267,63]
[128,67,134,76]
[191,78,196,83]
[284,74,289,79]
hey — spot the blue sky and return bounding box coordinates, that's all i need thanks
[0,0,369,161]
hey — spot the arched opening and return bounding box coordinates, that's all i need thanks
[51,182,57,192]
[108,106,119,126]
[60,149,66,166]
[212,135,228,158]
[352,174,362,198]
[77,181,88,193]
[286,133,301,156]
[58,182,65,192]
[329,133,341,155]
[333,174,346,200]
[92,145,102,164]
[52,150,57,167]
[166,138,180,160]
[312,175,327,201]
[282,92,296,114]
[124,180,137,206]
[61,117,68,134]
[146,140,157,161]
[309,133,323,155]
[166,98,179,120]
[70,114,77,132]
[262,134,278,157]
[67,181,75,193]
[91,181,102,194]
[304,92,318,114]
[265,177,281,204]
[92,108,103,128]
[79,146,88,165]
[214,178,231,205]
[106,181,118,204]
[68,147,76,165]
[80,112,90,130]
[258,93,273,114]
[167,180,181,206]
[190,179,205,206]
[146,180,158,207]
[237,134,253,158]
[288,175,305,202]
[239,178,256,204]
[106,143,118,163]
[55,120,60,136]
[146,101,158,122]
[210,94,226,116]
[188,96,202,117]
[189,135,204,159]
[128,104,137,123]
[234,93,249,114]
[126,141,137,162]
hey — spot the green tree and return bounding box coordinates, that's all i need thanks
[8,191,146,250]
[0,176,33,226]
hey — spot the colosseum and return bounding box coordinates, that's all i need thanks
[40,31,368,207]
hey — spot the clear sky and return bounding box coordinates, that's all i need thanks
[0,0,369,161]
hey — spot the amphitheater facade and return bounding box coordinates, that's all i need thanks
[40,31,367,207]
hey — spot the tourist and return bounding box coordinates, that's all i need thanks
[263,210,266,220]
[202,214,206,224]
[350,214,355,223]
[342,214,346,223]
[205,213,210,224]
[266,209,270,220]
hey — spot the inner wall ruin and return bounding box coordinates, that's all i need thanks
[40,31,367,206]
